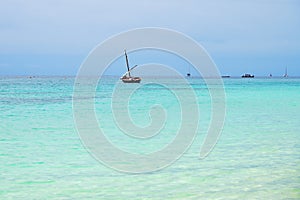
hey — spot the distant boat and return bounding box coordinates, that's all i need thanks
[242,73,254,78]
[283,67,288,77]
[269,73,272,77]
[222,75,230,78]
[120,50,141,83]
[187,65,191,77]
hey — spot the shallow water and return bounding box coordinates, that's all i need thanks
[0,77,299,199]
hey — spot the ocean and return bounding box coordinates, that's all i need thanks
[0,76,299,199]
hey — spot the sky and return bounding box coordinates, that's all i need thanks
[0,0,300,76]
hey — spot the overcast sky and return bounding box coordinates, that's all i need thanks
[1,0,300,76]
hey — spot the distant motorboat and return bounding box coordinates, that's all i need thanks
[222,75,230,78]
[186,65,191,77]
[120,50,141,83]
[241,73,254,78]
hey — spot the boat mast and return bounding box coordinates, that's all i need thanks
[284,67,288,77]
[124,50,131,77]
[286,67,288,76]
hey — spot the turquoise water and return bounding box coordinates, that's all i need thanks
[1,77,299,199]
